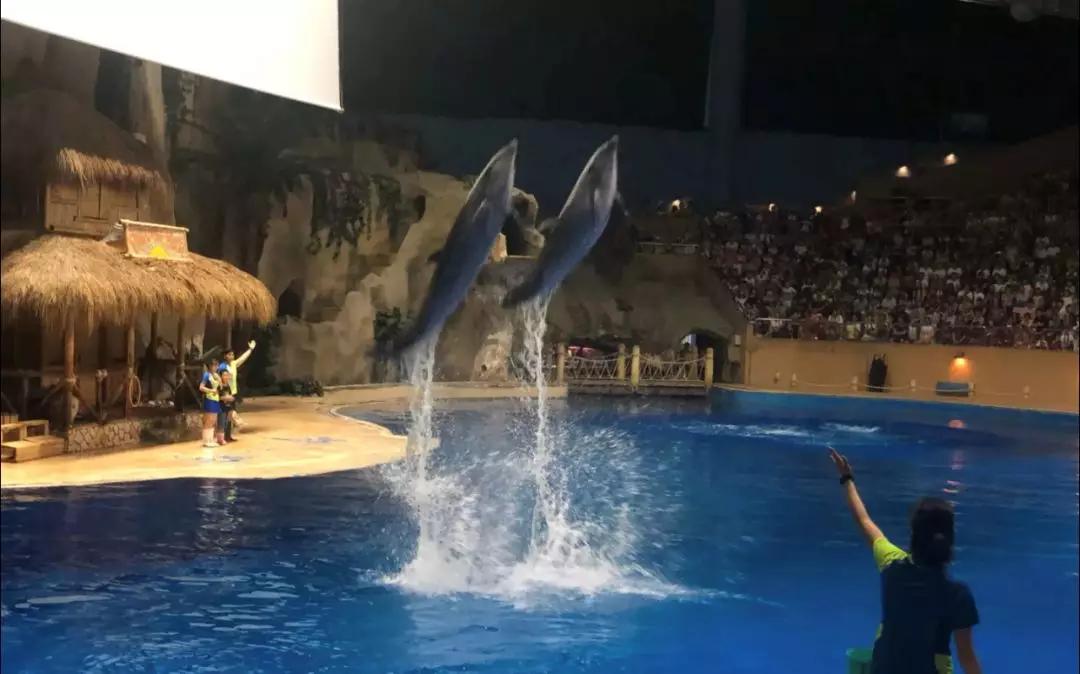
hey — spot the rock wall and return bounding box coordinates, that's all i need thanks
[257,145,533,385]
[547,254,737,350]
[257,153,740,384]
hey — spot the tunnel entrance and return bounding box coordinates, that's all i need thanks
[681,331,727,383]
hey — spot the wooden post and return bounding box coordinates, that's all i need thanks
[125,320,135,418]
[96,325,108,418]
[704,347,714,389]
[63,316,75,432]
[20,376,29,419]
[97,325,109,367]
[149,312,159,400]
[630,345,641,389]
[224,322,233,351]
[176,316,186,407]
[555,343,566,385]
[616,343,627,381]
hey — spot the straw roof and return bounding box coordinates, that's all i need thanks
[1,235,276,330]
[1,89,165,192]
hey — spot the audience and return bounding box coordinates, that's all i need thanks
[642,171,1079,351]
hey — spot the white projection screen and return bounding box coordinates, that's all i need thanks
[1,0,341,111]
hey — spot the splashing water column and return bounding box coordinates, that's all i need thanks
[389,295,666,599]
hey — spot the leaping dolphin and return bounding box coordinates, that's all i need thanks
[394,139,518,353]
[502,136,618,307]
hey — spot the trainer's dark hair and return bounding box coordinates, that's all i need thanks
[910,497,955,567]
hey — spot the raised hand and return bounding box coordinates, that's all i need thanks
[829,447,854,480]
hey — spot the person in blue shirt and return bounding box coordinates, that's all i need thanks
[198,358,222,448]
[829,448,982,674]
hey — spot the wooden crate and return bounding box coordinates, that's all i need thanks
[0,436,65,462]
[0,419,49,442]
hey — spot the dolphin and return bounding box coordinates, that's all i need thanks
[502,136,618,307]
[394,139,518,353]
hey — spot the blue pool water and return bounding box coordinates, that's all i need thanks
[2,391,1077,673]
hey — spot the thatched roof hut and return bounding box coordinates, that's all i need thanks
[1,88,166,193]
[1,234,276,331]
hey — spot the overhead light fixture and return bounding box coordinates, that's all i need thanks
[849,190,857,202]
[896,165,911,178]
[944,153,958,166]
[814,205,823,214]
[767,203,777,212]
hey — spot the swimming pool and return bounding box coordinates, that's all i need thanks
[2,391,1077,673]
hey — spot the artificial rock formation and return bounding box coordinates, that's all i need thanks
[255,144,738,385]
[547,253,737,351]
[257,144,539,385]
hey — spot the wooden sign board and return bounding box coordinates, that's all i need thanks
[121,220,190,260]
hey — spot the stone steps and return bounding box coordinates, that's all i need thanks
[1,419,50,442]
[1,435,66,462]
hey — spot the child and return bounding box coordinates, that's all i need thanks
[217,370,235,444]
[198,358,222,448]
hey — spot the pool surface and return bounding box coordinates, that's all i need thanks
[2,391,1077,673]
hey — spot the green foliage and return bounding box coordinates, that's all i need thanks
[372,174,408,244]
[372,308,410,384]
[166,81,414,262]
[374,308,409,346]
[305,172,409,260]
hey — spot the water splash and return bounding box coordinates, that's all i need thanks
[404,339,436,471]
[520,297,554,555]
[386,299,679,602]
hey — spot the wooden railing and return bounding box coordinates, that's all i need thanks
[556,343,715,391]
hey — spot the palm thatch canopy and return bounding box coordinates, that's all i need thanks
[1,89,165,192]
[1,235,276,330]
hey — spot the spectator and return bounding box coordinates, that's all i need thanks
[692,169,1079,351]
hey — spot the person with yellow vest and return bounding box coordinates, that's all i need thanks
[198,357,223,448]
[217,340,256,441]
[828,448,982,674]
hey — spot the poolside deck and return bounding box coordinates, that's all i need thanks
[0,383,567,490]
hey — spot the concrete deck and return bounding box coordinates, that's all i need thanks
[0,383,566,490]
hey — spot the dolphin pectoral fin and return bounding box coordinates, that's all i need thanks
[474,199,493,231]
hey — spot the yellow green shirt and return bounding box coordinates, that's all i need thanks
[870,536,977,674]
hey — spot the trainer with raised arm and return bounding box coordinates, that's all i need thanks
[828,448,982,674]
[218,340,256,441]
